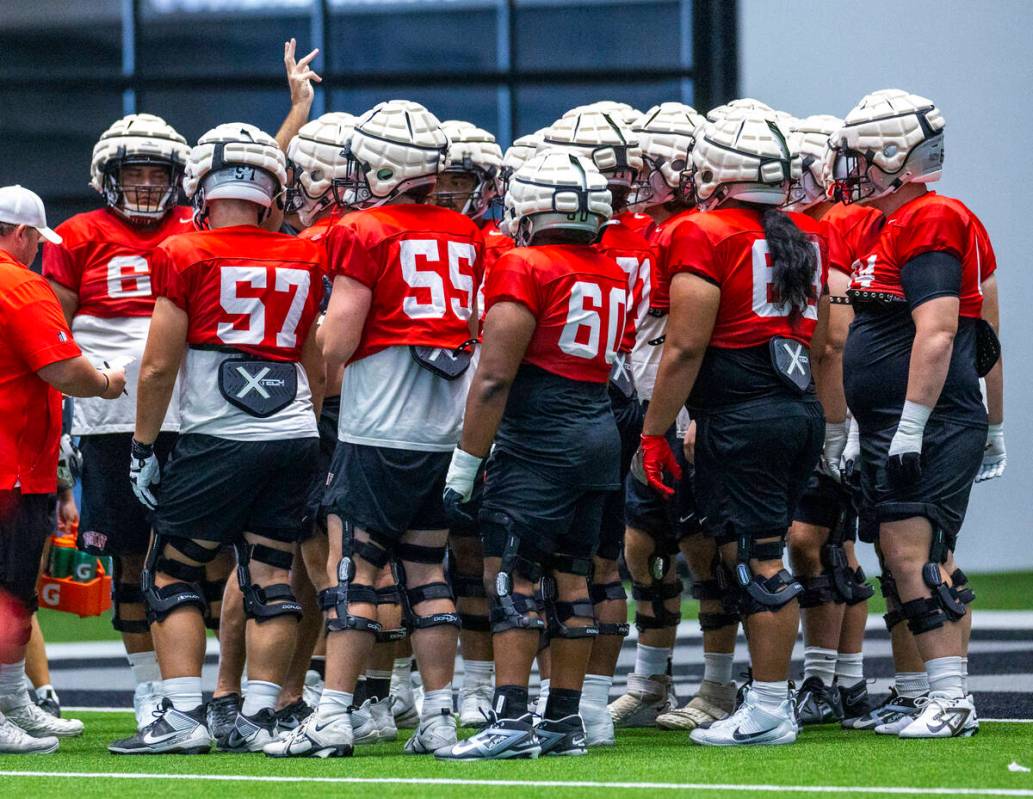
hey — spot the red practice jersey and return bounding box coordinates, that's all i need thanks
[151,225,326,362]
[820,202,885,279]
[326,203,484,364]
[596,211,656,352]
[485,244,628,383]
[649,207,698,313]
[297,210,345,241]
[477,219,516,323]
[850,191,993,318]
[666,208,828,348]
[43,207,195,317]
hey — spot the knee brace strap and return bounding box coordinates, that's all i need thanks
[922,562,967,621]
[737,569,803,616]
[540,575,597,639]
[690,578,724,602]
[167,538,221,565]
[323,583,382,635]
[631,579,682,630]
[111,580,150,633]
[249,544,294,570]
[459,613,492,632]
[243,582,303,623]
[699,610,741,631]
[883,609,905,631]
[156,557,204,583]
[202,579,226,604]
[631,581,682,602]
[489,590,544,634]
[596,621,630,637]
[950,568,975,606]
[399,578,460,631]
[844,567,875,606]
[590,580,627,604]
[145,581,206,624]
[397,542,447,564]
[352,538,391,568]
[821,541,859,603]
[796,574,836,608]
[901,596,946,635]
[549,553,593,577]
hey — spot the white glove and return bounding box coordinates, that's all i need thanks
[818,420,848,482]
[975,423,1006,483]
[444,447,483,503]
[840,417,861,481]
[886,401,932,488]
[129,439,160,510]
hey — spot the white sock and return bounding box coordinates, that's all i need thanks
[960,656,969,693]
[318,689,353,718]
[536,679,550,716]
[581,674,612,707]
[835,652,864,688]
[127,650,162,686]
[751,680,789,711]
[0,660,29,709]
[163,676,203,713]
[463,660,494,690]
[926,656,965,699]
[242,679,280,716]
[634,644,670,678]
[703,652,735,685]
[803,646,838,687]
[421,686,453,720]
[895,671,930,699]
[393,658,412,680]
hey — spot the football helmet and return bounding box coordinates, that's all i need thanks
[690,109,800,210]
[705,98,774,122]
[286,112,356,227]
[631,102,706,208]
[826,89,944,203]
[566,101,643,129]
[498,130,543,198]
[182,123,287,227]
[342,100,448,209]
[433,120,503,220]
[90,113,189,222]
[502,148,612,246]
[542,111,643,210]
[785,114,843,211]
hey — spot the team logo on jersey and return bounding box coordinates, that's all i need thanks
[218,358,298,418]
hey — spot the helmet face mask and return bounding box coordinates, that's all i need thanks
[629,102,704,211]
[285,112,357,225]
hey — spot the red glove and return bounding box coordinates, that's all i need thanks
[638,433,682,499]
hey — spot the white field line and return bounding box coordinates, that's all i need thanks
[1,772,1033,796]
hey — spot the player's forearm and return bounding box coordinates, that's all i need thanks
[459,373,510,458]
[642,345,703,437]
[134,364,176,445]
[814,312,849,424]
[275,100,313,152]
[984,358,1004,425]
[37,356,108,398]
[904,328,955,410]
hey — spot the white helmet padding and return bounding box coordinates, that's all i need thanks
[502,147,612,246]
[542,111,644,197]
[631,101,706,208]
[786,114,842,211]
[287,112,356,226]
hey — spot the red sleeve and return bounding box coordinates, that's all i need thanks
[821,219,851,277]
[41,240,82,292]
[484,251,541,316]
[666,220,720,284]
[150,245,190,310]
[894,202,968,264]
[326,223,379,286]
[973,219,997,280]
[5,279,81,370]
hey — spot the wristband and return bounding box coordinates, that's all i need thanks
[131,439,155,459]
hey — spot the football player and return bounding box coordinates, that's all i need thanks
[428,119,505,726]
[539,108,647,745]
[108,123,327,755]
[784,115,880,727]
[639,108,829,746]
[831,90,999,738]
[41,113,193,731]
[269,100,482,759]
[437,148,623,760]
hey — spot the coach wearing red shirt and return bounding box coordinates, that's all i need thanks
[0,185,124,753]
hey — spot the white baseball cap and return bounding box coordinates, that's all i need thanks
[0,185,62,244]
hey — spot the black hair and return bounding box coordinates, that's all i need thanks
[761,208,817,321]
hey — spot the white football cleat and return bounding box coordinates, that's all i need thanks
[1,700,83,738]
[133,680,165,732]
[657,680,736,731]
[872,693,928,735]
[350,699,380,745]
[608,673,675,728]
[369,696,398,742]
[0,711,59,754]
[302,670,324,709]
[898,694,978,738]
[579,698,615,747]
[263,709,353,758]
[690,688,797,747]
[404,708,457,755]
[391,668,421,728]
[459,684,494,728]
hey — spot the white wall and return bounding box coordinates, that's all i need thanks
[739,0,1033,572]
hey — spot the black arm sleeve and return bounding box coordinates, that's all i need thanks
[900,251,962,311]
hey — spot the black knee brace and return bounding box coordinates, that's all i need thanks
[590,580,630,637]
[879,572,905,631]
[234,542,303,623]
[324,524,382,636]
[490,531,546,635]
[950,568,976,607]
[201,579,227,630]
[734,535,803,616]
[452,571,491,632]
[110,558,150,634]
[372,585,407,643]
[539,554,598,640]
[899,529,970,635]
[632,552,682,632]
[691,557,741,631]
[142,536,216,623]
[394,555,461,632]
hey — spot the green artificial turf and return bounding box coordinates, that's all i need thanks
[0,712,1031,799]
[37,570,1033,644]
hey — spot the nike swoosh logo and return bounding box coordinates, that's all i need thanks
[142,729,184,745]
[679,514,695,523]
[179,215,194,223]
[731,726,774,742]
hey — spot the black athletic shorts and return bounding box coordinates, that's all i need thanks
[324,441,451,540]
[78,431,177,557]
[793,471,857,542]
[598,385,645,561]
[155,434,318,544]
[0,491,52,613]
[624,420,699,550]
[301,396,341,541]
[480,449,609,564]
[694,398,824,542]
[857,416,985,542]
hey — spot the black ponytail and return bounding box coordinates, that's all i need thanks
[762,208,817,321]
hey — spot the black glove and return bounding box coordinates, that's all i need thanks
[885,451,922,489]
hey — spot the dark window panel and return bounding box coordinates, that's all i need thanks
[328,7,496,75]
[514,79,684,135]
[513,0,683,71]
[136,89,289,147]
[330,87,498,135]
[0,26,121,79]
